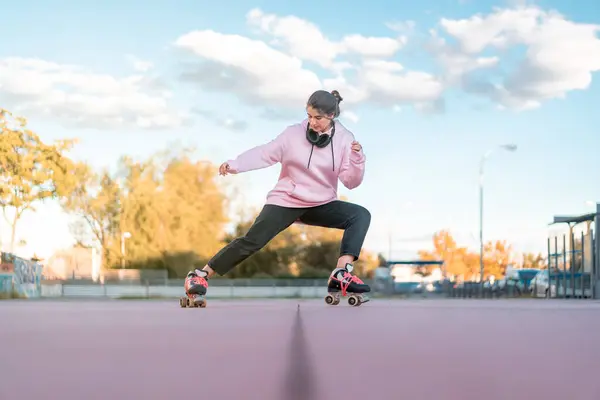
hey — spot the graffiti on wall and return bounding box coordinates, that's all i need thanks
[0,262,14,294]
[0,252,42,298]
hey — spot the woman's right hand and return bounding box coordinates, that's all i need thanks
[219,162,235,176]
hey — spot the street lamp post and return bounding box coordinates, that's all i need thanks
[479,144,517,294]
[121,231,131,269]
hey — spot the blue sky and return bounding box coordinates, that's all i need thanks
[1,0,599,263]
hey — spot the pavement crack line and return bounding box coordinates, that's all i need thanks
[282,304,318,400]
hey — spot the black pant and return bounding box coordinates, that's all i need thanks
[207,200,371,276]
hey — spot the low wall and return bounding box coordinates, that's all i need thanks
[41,283,330,299]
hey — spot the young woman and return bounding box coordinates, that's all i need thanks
[184,89,372,306]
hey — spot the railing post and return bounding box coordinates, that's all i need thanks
[595,203,600,299]
[593,229,597,299]
[561,234,566,298]
[580,231,585,299]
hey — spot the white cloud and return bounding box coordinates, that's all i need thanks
[343,111,359,123]
[385,20,417,34]
[246,8,406,68]
[1,5,595,132]
[428,29,500,85]
[175,9,444,114]
[341,35,407,58]
[0,57,186,130]
[126,55,154,73]
[191,107,248,132]
[245,8,340,68]
[359,60,444,105]
[175,30,322,108]
[433,6,600,109]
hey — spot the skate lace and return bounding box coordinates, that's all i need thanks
[187,276,208,288]
[195,277,208,287]
[339,272,362,296]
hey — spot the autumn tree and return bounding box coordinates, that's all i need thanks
[0,108,79,253]
[62,148,231,277]
[222,198,380,279]
[417,230,474,280]
[483,240,515,278]
[221,211,304,279]
[160,155,229,261]
[69,219,95,248]
[119,152,230,277]
[296,223,344,278]
[520,252,547,270]
[61,163,122,266]
[62,149,378,280]
[418,230,514,281]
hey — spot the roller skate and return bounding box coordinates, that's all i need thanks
[324,263,371,307]
[180,270,208,308]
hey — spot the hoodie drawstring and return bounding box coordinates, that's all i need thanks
[307,144,315,169]
[331,136,335,171]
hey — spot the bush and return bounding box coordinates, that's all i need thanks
[0,289,24,299]
[298,266,331,279]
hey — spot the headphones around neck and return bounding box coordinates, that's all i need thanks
[306,120,336,148]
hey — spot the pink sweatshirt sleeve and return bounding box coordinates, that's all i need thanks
[338,143,366,189]
[227,129,288,173]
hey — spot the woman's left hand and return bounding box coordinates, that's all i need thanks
[351,141,362,152]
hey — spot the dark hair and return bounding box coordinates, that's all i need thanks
[307,90,343,118]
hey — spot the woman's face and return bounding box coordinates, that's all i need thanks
[306,106,333,133]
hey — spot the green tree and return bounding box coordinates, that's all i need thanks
[0,108,78,252]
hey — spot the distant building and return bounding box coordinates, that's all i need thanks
[43,246,102,281]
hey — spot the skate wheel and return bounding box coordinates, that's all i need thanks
[348,295,359,306]
[179,297,187,308]
[194,298,206,308]
[193,296,206,308]
[325,294,335,305]
[186,297,195,307]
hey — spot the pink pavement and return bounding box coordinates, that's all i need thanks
[1,299,599,400]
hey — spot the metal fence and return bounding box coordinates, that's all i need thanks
[547,233,595,298]
[547,205,598,299]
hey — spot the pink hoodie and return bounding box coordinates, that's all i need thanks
[227,119,366,208]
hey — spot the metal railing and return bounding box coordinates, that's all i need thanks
[547,226,596,299]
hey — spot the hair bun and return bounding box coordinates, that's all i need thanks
[331,90,343,103]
